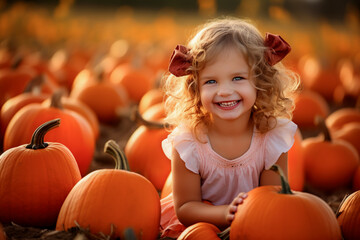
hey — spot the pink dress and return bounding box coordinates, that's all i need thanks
[160,119,297,238]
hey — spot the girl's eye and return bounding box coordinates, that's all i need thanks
[233,76,245,81]
[205,79,216,84]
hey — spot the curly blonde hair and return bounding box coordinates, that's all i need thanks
[163,17,300,137]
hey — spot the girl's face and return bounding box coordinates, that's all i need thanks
[198,45,257,122]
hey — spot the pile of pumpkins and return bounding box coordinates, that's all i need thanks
[0,42,360,239]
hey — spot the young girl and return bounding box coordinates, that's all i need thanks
[160,17,300,238]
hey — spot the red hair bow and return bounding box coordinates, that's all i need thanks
[264,33,291,66]
[168,45,192,77]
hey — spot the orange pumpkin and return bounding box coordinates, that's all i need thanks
[138,88,165,114]
[0,58,37,108]
[70,69,128,123]
[292,90,330,129]
[337,190,360,240]
[177,222,221,240]
[48,48,90,90]
[0,75,52,140]
[288,129,305,191]
[42,94,100,140]
[109,63,154,103]
[311,69,341,101]
[302,117,359,191]
[3,92,95,176]
[0,93,50,143]
[230,165,342,239]
[298,56,341,101]
[71,68,95,94]
[20,52,61,93]
[0,119,81,227]
[125,124,170,190]
[56,140,160,240]
[325,107,360,132]
[142,102,166,121]
[331,122,360,158]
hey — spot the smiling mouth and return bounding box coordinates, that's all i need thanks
[217,100,240,108]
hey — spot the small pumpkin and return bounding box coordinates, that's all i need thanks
[0,119,81,227]
[230,165,342,239]
[56,140,160,240]
[138,88,165,114]
[292,89,330,129]
[42,94,100,140]
[0,76,51,141]
[70,68,128,123]
[109,63,155,103]
[336,190,360,240]
[142,102,166,122]
[0,57,37,108]
[177,222,221,240]
[330,122,360,158]
[302,117,359,191]
[311,68,341,101]
[125,110,170,190]
[325,107,360,132]
[48,48,90,90]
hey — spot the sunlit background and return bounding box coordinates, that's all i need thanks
[1,0,359,106]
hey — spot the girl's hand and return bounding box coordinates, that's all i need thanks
[226,192,247,223]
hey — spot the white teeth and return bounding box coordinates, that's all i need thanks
[218,101,238,107]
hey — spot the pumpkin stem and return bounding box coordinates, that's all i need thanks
[131,107,169,129]
[104,140,131,171]
[50,89,66,110]
[217,227,230,240]
[269,164,293,194]
[314,115,332,142]
[26,118,60,150]
[94,65,105,82]
[335,193,350,218]
[11,55,23,69]
[23,75,44,94]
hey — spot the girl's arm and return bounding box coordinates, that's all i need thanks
[171,147,233,229]
[259,152,288,186]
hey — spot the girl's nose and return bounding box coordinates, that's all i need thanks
[217,83,234,96]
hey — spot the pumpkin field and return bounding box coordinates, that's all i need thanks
[0,1,360,239]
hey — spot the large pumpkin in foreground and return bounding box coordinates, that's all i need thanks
[230,165,342,240]
[0,119,81,227]
[56,140,160,240]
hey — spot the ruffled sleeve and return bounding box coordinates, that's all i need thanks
[264,119,297,169]
[162,126,200,174]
